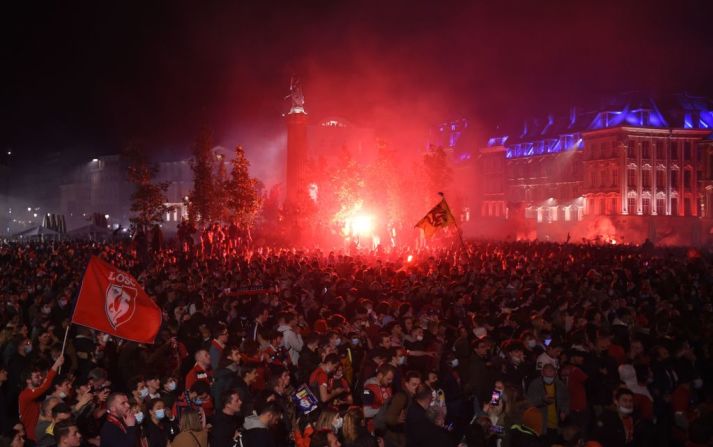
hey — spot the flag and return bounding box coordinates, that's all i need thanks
[72,256,162,343]
[415,197,457,237]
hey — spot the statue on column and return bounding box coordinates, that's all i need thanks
[285,76,306,114]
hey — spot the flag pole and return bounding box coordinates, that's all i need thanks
[58,323,71,374]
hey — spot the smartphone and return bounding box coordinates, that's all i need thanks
[544,337,552,347]
[490,389,502,406]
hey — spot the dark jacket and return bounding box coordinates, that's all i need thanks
[464,354,492,404]
[211,411,240,447]
[99,419,138,447]
[591,409,634,447]
[242,415,275,447]
[404,402,451,447]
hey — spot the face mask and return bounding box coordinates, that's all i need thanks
[416,335,424,342]
[135,412,145,423]
[154,409,166,420]
[139,387,149,398]
[693,378,703,389]
[193,398,203,405]
[58,391,67,399]
[618,406,633,415]
[398,356,406,365]
[166,381,177,391]
[24,345,33,354]
[543,377,555,384]
[449,359,459,368]
[58,299,68,308]
[334,338,341,346]
[351,338,360,345]
[526,340,537,349]
[41,306,51,315]
[332,416,344,431]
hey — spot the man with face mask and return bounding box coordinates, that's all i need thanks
[526,364,569,444]
[500,342,529,395]
[591,388,636,447]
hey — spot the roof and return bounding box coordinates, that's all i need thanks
[486,92,713,159]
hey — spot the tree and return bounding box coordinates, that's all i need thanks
[225,145,262,227]
[423,145,453,197]
[122,144,172,233]
[214,154,229,223]
[188,129,215,223]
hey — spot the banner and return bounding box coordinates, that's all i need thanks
[415,197,457,237]
[72,256,162,343]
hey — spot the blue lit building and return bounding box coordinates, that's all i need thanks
[475,93,713,245]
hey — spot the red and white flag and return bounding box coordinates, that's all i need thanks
[72,256,162,344]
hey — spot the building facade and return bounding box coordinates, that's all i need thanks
[474,93,713,245]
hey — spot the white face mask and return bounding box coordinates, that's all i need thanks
[135,411,145,424]
[449,359,459,368]
[618,405,633,415]
[154,409,166,420]
[166,381,177,391]
[543,377,555,384]
[416,335,424,342]
[139,387,149,398]
[332,416,343,431]
[526,339,537,349]
[398,356,406,365]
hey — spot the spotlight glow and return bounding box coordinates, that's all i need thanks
[349,214,374,237]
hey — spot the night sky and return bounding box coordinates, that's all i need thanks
[3,0,713,177]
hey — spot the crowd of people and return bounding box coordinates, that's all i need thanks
[0,238,712,447]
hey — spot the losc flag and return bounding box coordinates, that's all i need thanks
[72,256,162,344]
[415,197,457,237]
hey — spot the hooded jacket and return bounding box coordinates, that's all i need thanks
[278,324,303,366]
[242,415,275,447]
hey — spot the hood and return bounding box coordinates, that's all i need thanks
[243,414,267,430]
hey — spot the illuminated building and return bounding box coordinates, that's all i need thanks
[474,93,713,245]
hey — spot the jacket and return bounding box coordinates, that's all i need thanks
[242,415,275,447]
[404,402,450,447]
[525,377,570,430]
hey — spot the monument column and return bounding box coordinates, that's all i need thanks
[284,76,308,207]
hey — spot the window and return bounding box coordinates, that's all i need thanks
[656,143,665,160]
[671,197,679,216]
[642,141,650,159]
[670,142,678,160]
[642,197,651,215]
[684,198,692,216]
[656,170,665,190]
[627,141,635,158]
[612,169,619,186]
[587,198,594,215]
[656,198,666,215]
[628,197,637,214]
[627,169,637,188]
[600,170,607,187]
[610,198,617,215]
[684,170,691,189]
[684,142,691,160]
[599,199,606,215]
[671,171,679,190]
[602,142,610,158]
[589,171,596,187]
[642,170,651,189]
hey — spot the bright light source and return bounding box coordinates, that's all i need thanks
[349,214,374,237]
[104,214,110,219]
[407,255,413,263]
[27,207,31,212]
[33,213,37,218]
[6,151,10,155]
[91,158,99,162]
[610,239,617,245]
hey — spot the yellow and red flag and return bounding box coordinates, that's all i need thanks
[415,197,457,237]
